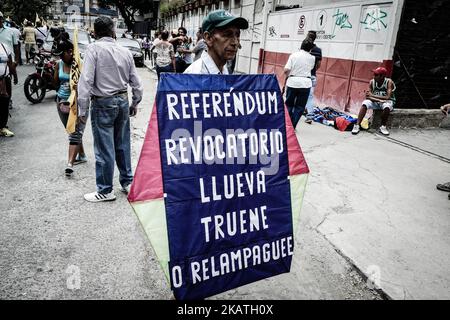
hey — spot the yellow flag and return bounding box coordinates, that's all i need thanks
[66,26,83,134]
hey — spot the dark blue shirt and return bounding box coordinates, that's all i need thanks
[310,45,322,76]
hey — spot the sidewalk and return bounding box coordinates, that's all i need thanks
[143,60,156,73]
[298,121,450,299]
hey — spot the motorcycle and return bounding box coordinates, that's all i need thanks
[24,51,58,104]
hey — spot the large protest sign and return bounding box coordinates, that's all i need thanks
[128,74,309,300]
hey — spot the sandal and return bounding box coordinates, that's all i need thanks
[436,182,450,192]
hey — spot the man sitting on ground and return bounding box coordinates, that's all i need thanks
[352,67,396,136]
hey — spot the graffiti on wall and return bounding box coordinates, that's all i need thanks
[361,7,388,31]
[333,9,353,30]
[269,26,277,37]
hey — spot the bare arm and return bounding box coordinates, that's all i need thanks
[169,36,185,45]
[14,46,20,65]
[315,59,322,71]
[54,61,60,88]
[282,68,291,94]
[179,41,201,55]
[170,45,176,72]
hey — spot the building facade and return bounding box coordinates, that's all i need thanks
[162,0,450,112]
[48,0,118,29]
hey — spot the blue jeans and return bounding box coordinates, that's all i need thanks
[286,86,311,129]
[156,64,174,80]
[305,76,317,119]
[91,94,133,194]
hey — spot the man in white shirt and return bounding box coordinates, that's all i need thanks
[184,10,248,74]
[0,12,18,63]
[9,22,21,65]
[282,39,315,129]
[35,21,48,48]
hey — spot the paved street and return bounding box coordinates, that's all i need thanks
[1,64,448,299]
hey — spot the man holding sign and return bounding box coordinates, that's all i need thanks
[128,10,309,300]
[184,10,248,75]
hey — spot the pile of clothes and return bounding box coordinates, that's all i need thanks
[308,107,357,131]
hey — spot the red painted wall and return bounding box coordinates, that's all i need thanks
[260,49,393,115]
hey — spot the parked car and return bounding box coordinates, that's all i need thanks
[42,27,92,59]
[116,37,144,67]
[116,29,132,39]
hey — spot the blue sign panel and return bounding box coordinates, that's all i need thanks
[156,73,293,300]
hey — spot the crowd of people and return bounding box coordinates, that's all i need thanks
[0,12,60,138]
[117,27,209,79]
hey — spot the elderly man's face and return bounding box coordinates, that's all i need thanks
[205,26,241,62]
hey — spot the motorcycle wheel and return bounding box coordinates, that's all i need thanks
[24,74,46,104]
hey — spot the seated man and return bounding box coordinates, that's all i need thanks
[352,67,396,136]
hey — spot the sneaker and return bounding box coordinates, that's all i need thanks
[379,125,390,136]
[84,191,116,202]
[436,182,450,192]
[351,124,360,135]
[0,128,15,137]
[65,164,74,177]
[305,118,312,124]
[73,154,87,165]
[120,184,131,194]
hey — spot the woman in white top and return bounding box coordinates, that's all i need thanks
[154,30,176,80]
[282,39,315,129]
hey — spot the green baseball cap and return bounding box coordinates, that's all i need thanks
[202,10,249,33]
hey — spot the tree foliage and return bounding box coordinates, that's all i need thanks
[98,0,156,31]
[0,0,53,25]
